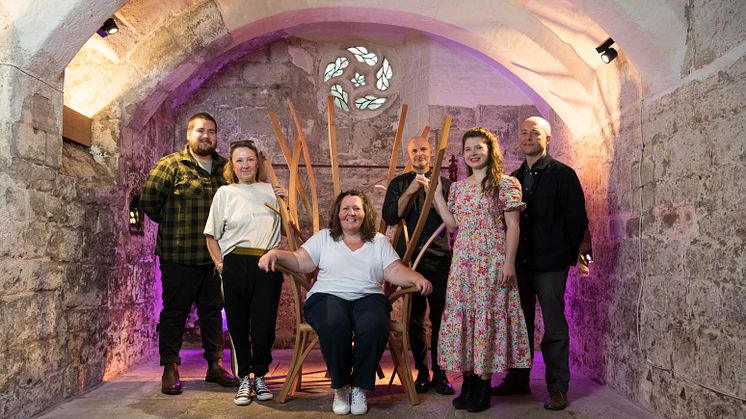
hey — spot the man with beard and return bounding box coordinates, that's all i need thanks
[491,116,588,410]
[382,136,454,395]
[142,112,238,395]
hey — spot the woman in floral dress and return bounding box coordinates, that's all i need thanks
[432,127,532,413]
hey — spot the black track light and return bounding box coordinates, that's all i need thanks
[96,18,119,38]
[595,38,618,64]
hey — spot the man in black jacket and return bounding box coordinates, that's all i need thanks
[381,136,454,395]
[492,117,588,410]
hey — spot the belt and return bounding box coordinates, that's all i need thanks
[231,247,269,257]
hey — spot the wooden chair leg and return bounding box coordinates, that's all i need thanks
[389,335,419,405]
[377,364,385,379]
[278,331,311,403]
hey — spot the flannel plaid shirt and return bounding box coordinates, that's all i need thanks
[141,146,227,265]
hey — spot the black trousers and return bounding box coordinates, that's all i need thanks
[409,260,449,374]
[221,253,284,378]
[304,293,391,391]
[158,261,224,365]
[508,268,570,392]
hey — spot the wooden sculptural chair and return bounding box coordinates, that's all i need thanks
[268,100,452,406]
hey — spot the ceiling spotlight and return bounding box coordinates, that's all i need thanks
[96,18,119,38]
[595,38,618,64]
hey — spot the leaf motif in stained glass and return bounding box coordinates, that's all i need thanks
[354,95,386,110]
[375,58,393,91]
[351,72,366,87]
[346,46,378,66]
[330,84,349,112]
[323,57,349,81]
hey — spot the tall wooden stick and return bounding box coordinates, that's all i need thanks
[269,112,312,214]
[288,102,320,232]
[263,160,295,247]
[401,116,451,265]
[377,104,408,233]
[326,96,341,198]
[288,136,303,223]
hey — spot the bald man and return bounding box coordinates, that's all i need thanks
[382,136,454,395]
[492,117,588,410]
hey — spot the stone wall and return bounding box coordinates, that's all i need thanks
[554,2,746,416]
[0,64,173,418]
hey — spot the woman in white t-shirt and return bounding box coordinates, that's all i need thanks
[258,190,432,415]
[204,140,287,407]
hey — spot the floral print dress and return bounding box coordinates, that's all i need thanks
[438,175,532,375]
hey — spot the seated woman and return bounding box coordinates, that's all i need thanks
[258,190,432,416]
[204,140,288,406]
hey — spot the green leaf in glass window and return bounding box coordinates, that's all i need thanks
[354,95,386,110]
[324,57,350,81]
[330,84,350,112]
[375,58,393,91]
[346,46,378,66]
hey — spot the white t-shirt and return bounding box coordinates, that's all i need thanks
[204,183,281,256]
[303,229,400,301]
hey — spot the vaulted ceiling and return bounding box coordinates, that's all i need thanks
[2,0,688,136]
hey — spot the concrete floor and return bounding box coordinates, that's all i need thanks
[37,348,656,418]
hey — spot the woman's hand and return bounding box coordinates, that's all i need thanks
[500,262,517,288]
[215,261,224,275]
[274,185,289,199]
[258,250,279,272]
[416,278,433,296]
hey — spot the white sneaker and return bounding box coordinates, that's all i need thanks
[332,385,351,415]
[234,376,251,406]
[350,386,368,415]
[253,376,273,401]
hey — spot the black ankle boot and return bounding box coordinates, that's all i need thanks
[466,377,491,412]
[453,374,476,409]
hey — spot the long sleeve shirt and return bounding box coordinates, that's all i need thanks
[381,170,452,270]
[141,146,227,265]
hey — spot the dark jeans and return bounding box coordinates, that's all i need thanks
[158,261,224,365]
[221,253,284,378]
[507,268,570,392]
[304,293,391,391]
[409,260,449,374]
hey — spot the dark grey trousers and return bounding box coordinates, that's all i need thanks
[507,268,570,393]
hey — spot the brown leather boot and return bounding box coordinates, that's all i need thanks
[161,363,182,395]
[205,359,239,387]
[544,391,569,410]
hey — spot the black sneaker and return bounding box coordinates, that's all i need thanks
[234,376,252,406]
[432,370,454,395]
[253,376,273,401]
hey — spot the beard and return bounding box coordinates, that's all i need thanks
[191,141,216,157]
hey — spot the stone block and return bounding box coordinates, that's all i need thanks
[47,226,83,262]
[0,292,61,345]
[687,279,722,325]
[682,0,746,72]
[12,122,47,164]
[63,264,107,310]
